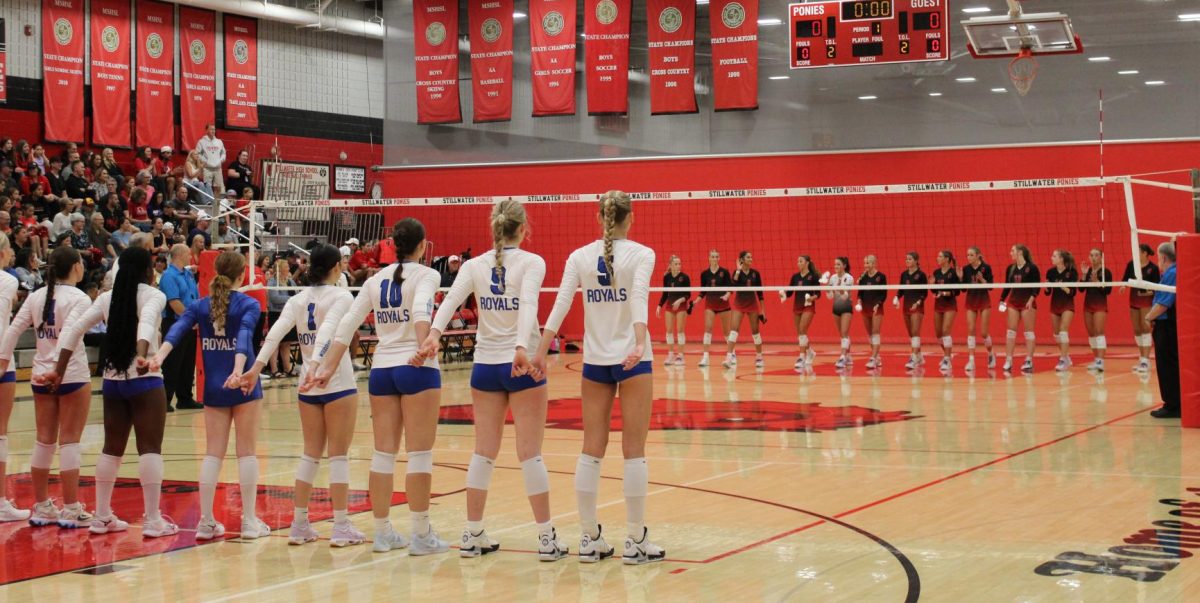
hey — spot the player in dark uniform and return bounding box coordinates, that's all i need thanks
[1120,244,1159,372]
[780,255,820,372]
[1045,249,1078,372]
[999,244,1040,373]
[960,246,996,373]
[932,250,961,374]
[656,255,691,367]
[694,250,732,367]
[896,252,928,370]
[1082,248,1112,372]
[723,251,765,369]
[856,255,887,370]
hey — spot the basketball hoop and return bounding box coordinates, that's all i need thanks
[1008,48,1038,96]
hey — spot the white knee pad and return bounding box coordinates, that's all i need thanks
[665,333,675,345]
[521,456,550,496]
[1006,330,1017,343]
[623,458,648,498]
[0,436,6,463]
[465,454,495,490]
[967,336,977,349]
[726,331,739,344]
[1024,331,1036,343]
[911,336,921,348]
[328,455,350,485]
[575,454,602,494]
[1136,333,1152,347]
[370,450,396,474]
[1056,332,1069,344]
[295,454,319,485]
[59,443,81,472]
[1095,336,1107,350]
[702,333,712,346]
[941,336,952,348]
[752,333,763,346]
[677,334,686,346]
[798,335,809,347]
[31,441,55,470]
[870,335,881,346]
[406,450,433,475]
[1087,336,1097,349]
[840,337,851,351]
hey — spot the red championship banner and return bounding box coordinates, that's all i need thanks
[584,0,631,115]
[135,0,174,150]
[467,0,513,123]
[179,7,216,149]
[413,0,462,124]
[529,0,576,116]
[710,0,759,111]
[42,0,86,142]
[90,0,132,147]
[224,15,258,129]
[646,0,696,115]
[1,17,8,104]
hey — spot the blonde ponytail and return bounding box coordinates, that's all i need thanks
[490,198,526,292]
[598,191,631,287]
[209,251,247,332]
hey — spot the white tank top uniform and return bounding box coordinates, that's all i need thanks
[58,285,167,397]
[332,262,441,396]
[0,272,18,383]
[432,248,546,392]
[544,239,655,384]
[261,286,357,403]
[0,284,93,394]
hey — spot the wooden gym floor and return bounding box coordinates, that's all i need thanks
[1,345,1197,602]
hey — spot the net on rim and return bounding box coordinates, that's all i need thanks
[1008,48,1039,96]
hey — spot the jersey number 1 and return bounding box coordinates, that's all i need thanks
[306,303,317,331]
[378,278,404,309]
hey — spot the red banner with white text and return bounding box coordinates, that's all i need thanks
[90,0,132,147]
[42,0,86,142]
[529,0,576,116]
[179,7,216,149]
[709,0,758,111]
[0,17,8,104]
[135,0,174,150]
[224,15,258,129]
[413,0,462,124]
[646,0,696,115]
[584,0,631,115]
[468,0,513,122]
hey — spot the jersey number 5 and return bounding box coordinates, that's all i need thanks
[596,257,612,287]
[378,278,404,309]
[306,303,317,331]
[490,267,507,295]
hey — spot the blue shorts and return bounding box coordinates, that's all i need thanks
[202,380,264,408]
[368,366,441,397]
[102,377,164,399]
[31,382,89,395]
[0,371,14,384]
[299,389,357,405]
[470,363,546,393]
[582,361,653,385]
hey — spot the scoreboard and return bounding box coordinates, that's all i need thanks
[789,0,949,69]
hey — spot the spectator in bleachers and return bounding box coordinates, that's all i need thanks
[134,146,159,177]
[12,140,32,177]
[100,147,125,189]
[16,204,48,259]
[51,202,76,240]
[0,161,17,191]
[347,238,378,285]
[225,149,254,200]
[184,149,212,202]
[214,218,239,247]
[68,213,92,252]
[189,212,212,249]
[88,169,113,200]
[64,161,90,200]
[265,258,297,378]
[13,247,42,290]
[45,157,66,197]
[0,210,8,236]
[57,141,78,166]
[126,187,151,231]
[87,213,116,264]
[189,234,206,268]
[19,163,51,198]
[111,218,135,253]
[197,124,226,195]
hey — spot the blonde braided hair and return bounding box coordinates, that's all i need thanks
[599,190,632,287]
[490,198,526,292]
[210,251,246,332]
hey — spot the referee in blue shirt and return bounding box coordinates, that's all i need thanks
[160,244,203,411]
[1145,242,1179,419]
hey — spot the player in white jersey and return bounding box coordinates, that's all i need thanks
[823,256,856,369]
[308,218,450,555]
[239,244,365,547]
[531,191,665,565]
[0,233,31,522]
[0,247,94,528]
[44,247,177,537]
[413,199,569,561]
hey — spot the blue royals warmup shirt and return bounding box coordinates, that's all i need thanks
[164,291,263,405]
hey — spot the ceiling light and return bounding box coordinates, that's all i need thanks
[1088,56,1111,62]
[955,77,977,82]
[1179,13,1200,22]
[962,7,991,14]
[1117,70,1139,75]
[1145,80,1166,86]
[769,75,790,80]
[991,88,1007,93]
[513,11,526,19]
[928,92,943,97]
[858,95,877,100]
[697,0,710,4]
[758,18,783,26]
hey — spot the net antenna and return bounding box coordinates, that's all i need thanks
[961,0,1083,96]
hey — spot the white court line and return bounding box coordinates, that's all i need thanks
[202,462,774,603]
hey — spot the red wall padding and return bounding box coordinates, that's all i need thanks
[1176,234,1199,428]
[383,141,1199,346]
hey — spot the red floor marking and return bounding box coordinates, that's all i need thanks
[0,474,416,585]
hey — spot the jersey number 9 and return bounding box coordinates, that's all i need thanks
[490,267,507,295]
[596,257,612,287]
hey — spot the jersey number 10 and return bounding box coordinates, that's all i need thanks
[378,278,405,309]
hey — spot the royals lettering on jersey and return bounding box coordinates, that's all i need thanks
[335,262,440,369]
[0,285,96,386]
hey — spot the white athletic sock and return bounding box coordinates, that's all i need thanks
[537,521,554,536]
[295,507,309,523]
[375,517,391,533]
[138,453,164,522]
[411,511,431,536]
[199,455,222,523]
[624,458,648,539]
[238,456,259,521]
[334,510,348,524]
[967,336,977,350]
[466,519,484,534]
[95,454,122,519]
[575,454,602,538]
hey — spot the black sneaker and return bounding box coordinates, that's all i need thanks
[176,401,204,410]
[166,405,175,413]
[1150,407,1181,419]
